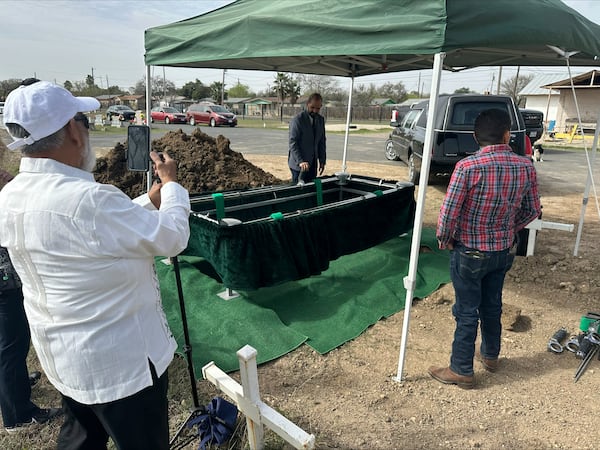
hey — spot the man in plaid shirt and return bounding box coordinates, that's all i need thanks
[429,108,541,389]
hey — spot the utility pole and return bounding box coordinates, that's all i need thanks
[162,66,166,104]
[496,67,503,94]
[221,69,227,105]
[417,72,421,97]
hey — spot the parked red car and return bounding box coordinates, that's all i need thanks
[186,103,237,127]
[150,106,187,124]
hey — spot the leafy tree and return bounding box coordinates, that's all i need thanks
[286,78,301,105]
[0,78,22,101]
[500,74,534,106]
[63,80,74,92]
[85,74,95,88]
[273,72,290,119]
[377,81,408,103]
[273,73,289,102]
[178,79,210,100]
[71,76,102,97]
[353,83,378,106]
[154,76,177,99]
[106,85,124,95]
[209,81,225,103]
[133,76,177,99]
[227,81,253,98]
[272,73,303,118]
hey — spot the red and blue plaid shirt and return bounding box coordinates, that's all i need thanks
[437,143,541,251]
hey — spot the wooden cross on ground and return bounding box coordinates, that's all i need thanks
[202,345,315,450]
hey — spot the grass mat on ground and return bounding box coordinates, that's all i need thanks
[158,228,450,373]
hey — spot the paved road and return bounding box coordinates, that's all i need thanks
[91,124,393,165]
[91,125,599,193]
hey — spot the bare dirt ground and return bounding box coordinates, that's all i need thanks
[1,128,600,449]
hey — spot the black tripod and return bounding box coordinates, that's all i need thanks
[169,256,205,449]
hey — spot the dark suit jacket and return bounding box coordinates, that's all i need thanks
[288,111,326,172]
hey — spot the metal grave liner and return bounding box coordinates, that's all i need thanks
[184,174,416,290]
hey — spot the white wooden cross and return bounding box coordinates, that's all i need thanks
[202,345,315,450]
[524,219,574,256]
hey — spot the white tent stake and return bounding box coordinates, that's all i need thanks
[202,345,315,450]
[394,52,445,382]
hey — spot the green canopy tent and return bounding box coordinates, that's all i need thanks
[144,0,600,380]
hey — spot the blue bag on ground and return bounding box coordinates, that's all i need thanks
[187,396,238,450]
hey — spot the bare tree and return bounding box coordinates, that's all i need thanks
[500,74,534,106]
[0,79,22,100]
[296,74,342,99]
[377,81,408,103]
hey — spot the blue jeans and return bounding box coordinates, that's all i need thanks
[449,244,514,376]
[0,288,38,427]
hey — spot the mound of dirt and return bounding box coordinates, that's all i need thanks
[93,128,283,198]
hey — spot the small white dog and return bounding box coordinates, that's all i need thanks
[532,144,544,162]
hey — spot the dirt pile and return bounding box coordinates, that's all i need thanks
[94,128,283,198]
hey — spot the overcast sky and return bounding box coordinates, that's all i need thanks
[1,0,599,95]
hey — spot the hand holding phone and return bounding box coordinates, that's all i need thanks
[150,151,177,184]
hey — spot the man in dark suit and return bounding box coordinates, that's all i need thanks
[288,93,326,183]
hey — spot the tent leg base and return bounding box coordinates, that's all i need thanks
[218,287,239,300]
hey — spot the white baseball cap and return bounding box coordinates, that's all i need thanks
[3,81,100,150]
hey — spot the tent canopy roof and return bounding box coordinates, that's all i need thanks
[145,0,600,76]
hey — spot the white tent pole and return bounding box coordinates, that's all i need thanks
[341,76,354,173]
[146,65,152,192]
[573,110,600,256]
[394,52,445,382]
[564,54,600,256]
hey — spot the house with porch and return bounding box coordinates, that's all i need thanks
[541,70,600,134]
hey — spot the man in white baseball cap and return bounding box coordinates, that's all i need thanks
[4,79,100,151]
[0,80,190,449]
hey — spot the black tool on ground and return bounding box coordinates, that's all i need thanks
[547,327,568,353]
[169,256,205,450]
[565,333,584,353]
[573,318,600,382]
[576,335,594,359]
[586,320,600,344]
[574,337,599,382]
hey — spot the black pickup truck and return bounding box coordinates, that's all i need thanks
[384,94,526,184]
[519,108,544,145]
